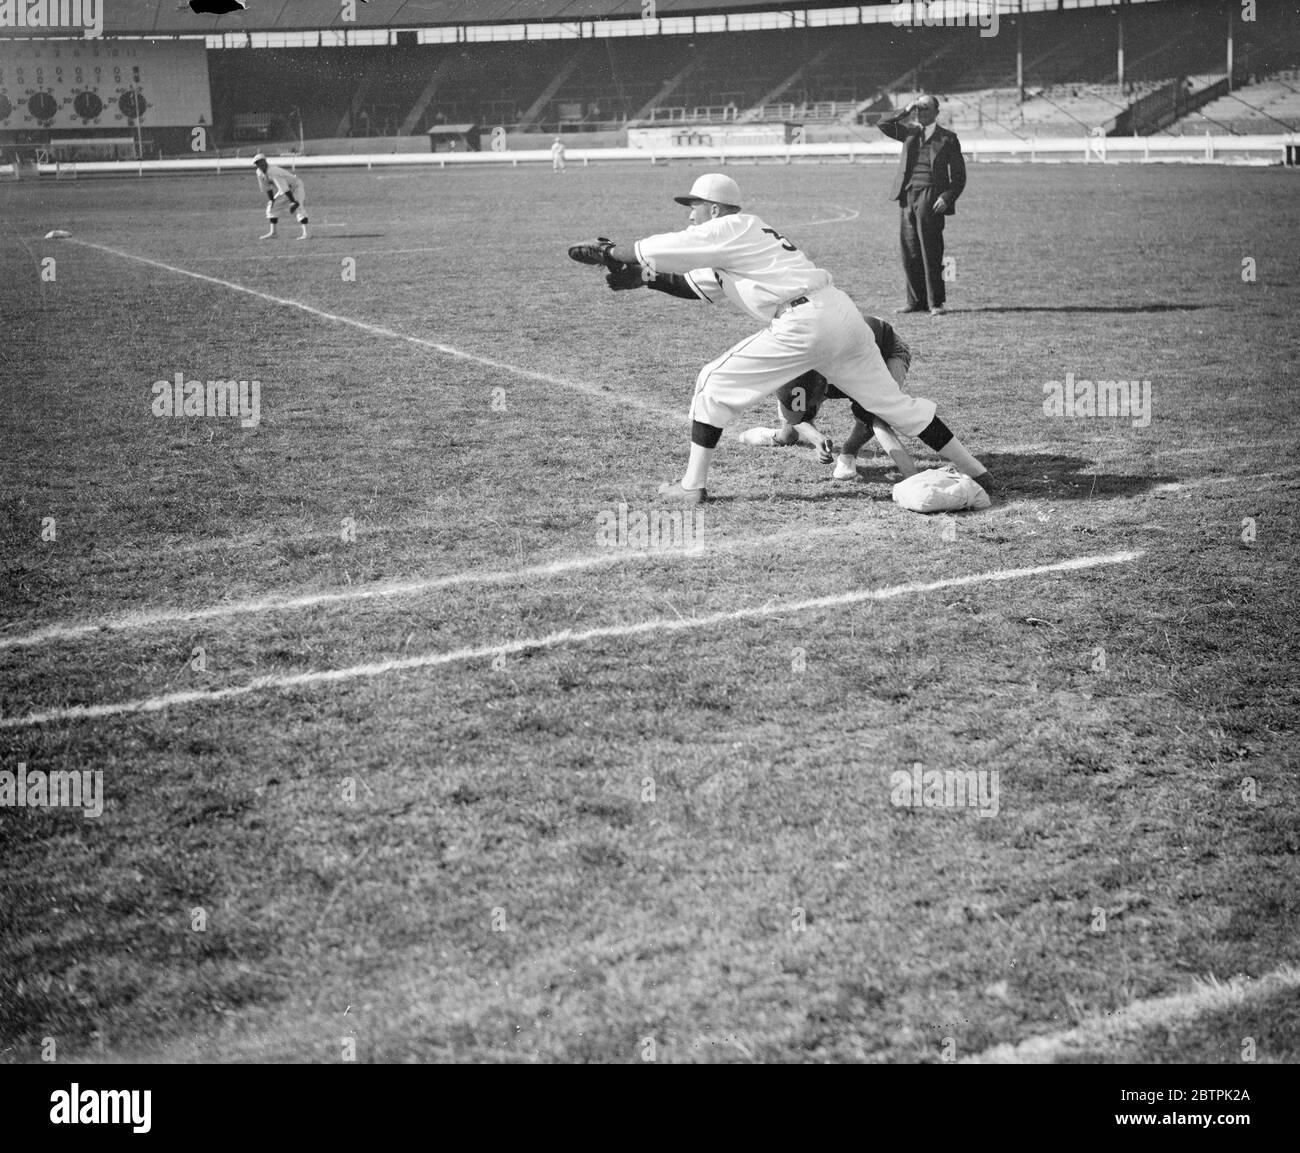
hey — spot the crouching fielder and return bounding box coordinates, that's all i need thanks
[253,153,309,241]
[568,173,992,504]
[751,316,921,481]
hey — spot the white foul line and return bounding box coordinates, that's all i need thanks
[1,519,842,652]
[963,964,1300,1064]
[66,239,680,419]
[0,550,1142,729]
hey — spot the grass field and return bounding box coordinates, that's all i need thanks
[1,160,1298,1065]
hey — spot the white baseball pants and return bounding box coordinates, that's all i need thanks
[688,286,936,435]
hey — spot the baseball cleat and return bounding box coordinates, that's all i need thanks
[833,455,859,480]
[259,230,276,240]
[657,482,708,504]
[894,304,925,314]
[929,305,947,316]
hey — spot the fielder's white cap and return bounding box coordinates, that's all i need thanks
[251,152,267,163]
[674,172,741,207]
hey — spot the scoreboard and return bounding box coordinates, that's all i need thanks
[0,39,212,132]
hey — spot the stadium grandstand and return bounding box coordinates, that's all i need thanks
[3,0,1300,164]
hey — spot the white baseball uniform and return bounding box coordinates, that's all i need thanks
[551,140,566,171]
[256,164,306,219]
[634,214,936,435]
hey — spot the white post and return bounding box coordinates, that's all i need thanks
[135,87,145,176]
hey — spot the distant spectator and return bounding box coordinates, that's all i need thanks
[877,95,966,317]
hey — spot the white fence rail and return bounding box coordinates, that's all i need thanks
[31,133,1299,177]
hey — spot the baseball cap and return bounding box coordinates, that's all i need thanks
[674,173,741,208]
[251,153,267,163]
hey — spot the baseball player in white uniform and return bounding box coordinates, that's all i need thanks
[743,317,922,481]
[253,153,309,241]
[569,173,992,503]
[551,137,567,173]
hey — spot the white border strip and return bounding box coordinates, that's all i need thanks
[0,550,1142,729]
[964,964,1300,1064]
[36,133,1298,176]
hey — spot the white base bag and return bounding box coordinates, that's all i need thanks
[892,465,991,513]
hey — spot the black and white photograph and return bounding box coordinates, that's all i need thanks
[2,0,1297,1108]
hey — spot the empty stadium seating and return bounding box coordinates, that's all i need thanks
[198,1,1300,149]
[1177,70,1300,134]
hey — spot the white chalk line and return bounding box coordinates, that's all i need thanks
[0,519,860,652]
[184,245,447,262]
[964,963,1300,1064]
[0,550,1142,729]
[789,204,861,228]
[66,239,680,419]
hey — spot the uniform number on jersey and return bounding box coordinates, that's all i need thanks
[762,227,797,252]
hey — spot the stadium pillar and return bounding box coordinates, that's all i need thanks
[1226,6,1235,91]
[1116,10,1125,91]
[1016,18,1024,102]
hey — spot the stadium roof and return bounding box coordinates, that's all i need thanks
[9,0,1168,37]
[36,0,827,35]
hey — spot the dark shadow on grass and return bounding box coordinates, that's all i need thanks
[954,304,1207,314]
[982,453,1176,499]
[761,454,1176,503]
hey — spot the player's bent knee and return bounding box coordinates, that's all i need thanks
[691,420,723,449]
[916,416,954,452]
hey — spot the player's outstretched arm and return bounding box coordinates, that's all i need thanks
[776,399,833,460]
[569,238,706,300]
[603,263,702,300]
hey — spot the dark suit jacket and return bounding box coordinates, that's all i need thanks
[878,109,967,214]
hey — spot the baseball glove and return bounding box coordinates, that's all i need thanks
[568,237,619,268]
[605,263,646,291]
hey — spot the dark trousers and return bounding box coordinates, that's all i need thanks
[899,186,946,308]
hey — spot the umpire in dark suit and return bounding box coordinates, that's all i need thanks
[878,95,966,316]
